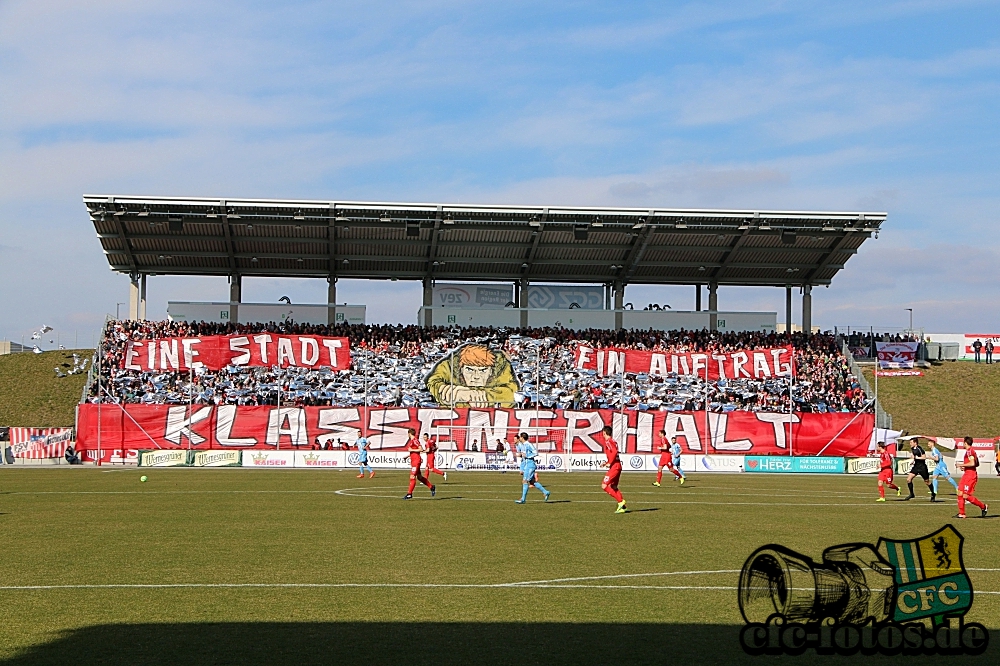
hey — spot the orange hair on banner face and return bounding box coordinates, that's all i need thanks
[459,345,495,367]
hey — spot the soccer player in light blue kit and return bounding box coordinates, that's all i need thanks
[670,438,685,482]
[928,439,957,499]
[515,432,550,504]
[356,435,374,479]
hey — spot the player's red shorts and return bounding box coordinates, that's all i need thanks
[659,453,672,467]
[960,472,978,494]
[603,461,622,488]
[409,453,422,474]
[878,469,894,483]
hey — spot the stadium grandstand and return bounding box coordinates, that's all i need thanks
[70,195,889,461]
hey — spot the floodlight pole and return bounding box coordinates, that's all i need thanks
[276,364,281,450]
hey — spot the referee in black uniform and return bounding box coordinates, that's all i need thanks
[904,438,935,501]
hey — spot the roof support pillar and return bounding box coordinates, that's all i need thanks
[708,282,718,331]
[802,285,812,336]
[139,274,147,321]
[785,286,793,334]
[613,281,624,330]
[605,283,612,310]
[228,275,241,325]
[423,278,433,328]
[128,274,140,321]
[519,279,529,328]
[695,284,702,311]
[327,277,337,326]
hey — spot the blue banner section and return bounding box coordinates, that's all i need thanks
[744,456,844,474]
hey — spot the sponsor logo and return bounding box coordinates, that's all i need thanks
[549,455,563,468]
[700,455,743,472]
[847,457,882,474]
[629,455,644,469]
[193,451,239,466]
[250,452,287,466]
[141,450,188,467]
[570,457,604,469]
[746,459,759,470]
[302,453,338,467]
[739,525,985,656]
[347,452,360,465]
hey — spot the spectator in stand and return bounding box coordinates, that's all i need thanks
[973,338,983,363]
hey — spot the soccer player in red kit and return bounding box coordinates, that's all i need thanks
[422,433,447,480]
[652,430,684,486]
[875,441,900,502]
[599,425,627,514]
[956,436,988,519]
[403,428,435,500]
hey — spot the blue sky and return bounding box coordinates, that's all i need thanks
[2,0,999,346]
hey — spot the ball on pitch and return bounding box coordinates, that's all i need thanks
[140,475,148,483]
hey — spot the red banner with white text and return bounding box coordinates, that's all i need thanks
[120,335,350,372]
[76,404,872,457]
[573,345,794,379]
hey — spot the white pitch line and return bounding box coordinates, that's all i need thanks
[506,570,740,586]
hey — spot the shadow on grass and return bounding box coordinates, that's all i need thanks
[2,622,995,666]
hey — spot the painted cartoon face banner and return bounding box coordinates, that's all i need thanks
[573,345,795,379]
[76,404,873,456]
[424,343,520,407]
[120,335,351,372]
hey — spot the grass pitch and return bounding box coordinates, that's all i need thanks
[0,468,998,665]
[0,350,90,427]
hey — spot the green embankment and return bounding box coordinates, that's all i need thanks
[0,350,91,427]
[863,361,1000,437]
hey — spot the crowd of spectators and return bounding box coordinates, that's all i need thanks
[88,319,868,414]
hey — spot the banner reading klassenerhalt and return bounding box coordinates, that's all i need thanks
[121,334,350,372]
[76,404,872,457]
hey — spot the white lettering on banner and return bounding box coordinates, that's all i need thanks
[732,352,749,378]
[691,353,708,377]
[230,337,251,365]
[276,338,295,366]
[770,349,792,375]
[712,355,728,379]
[148,340,156,369]
[322,339,343,366]
[563,411,604,452]
[576,346,592,369]
[606,351,625,375]
[468,410,512,451]
[368,409,410,449]
[315,408,361,446]
[663,413,702,451]
[611,413,635,453]
[418,409,460,450]
[160,339,179,370]
[650,353,668,377]
[266,408,307,447]
[124,342,142,370]
[181,338,203,369]
[755,413,800,450]
[299,337,320,366]
[216,405,257,446]
[636,412,654,452]
[253,334,272,364]
[164,405,212,445]
[753,352,771,377]
[514,410,556,438]
[708,413,753,451]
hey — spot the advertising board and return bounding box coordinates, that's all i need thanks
[744,456,844,474]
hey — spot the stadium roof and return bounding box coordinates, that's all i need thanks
[84,195,884,287]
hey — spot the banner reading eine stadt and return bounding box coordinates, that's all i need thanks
[121,334,350,372]
[574,345,794,379]
[76,404,872,457]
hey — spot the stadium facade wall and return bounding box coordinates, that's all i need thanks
[166,302,366,325]
[418,307,776,332]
